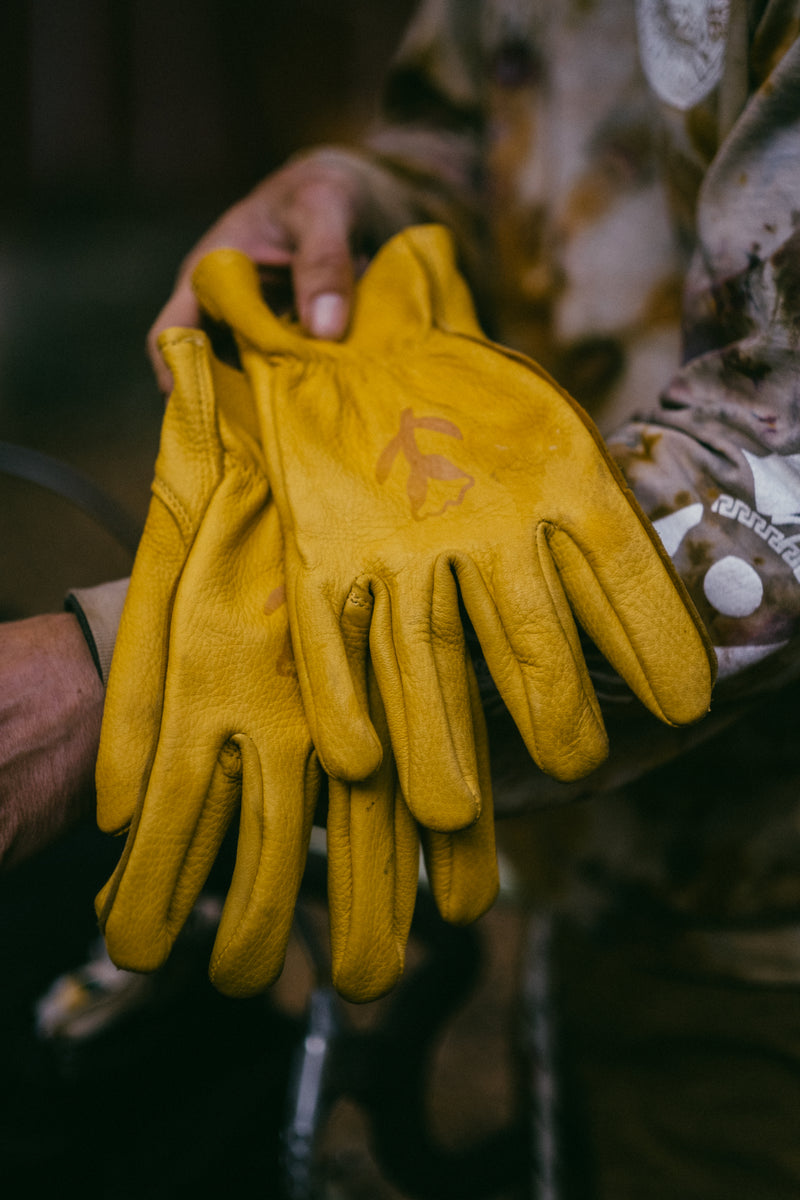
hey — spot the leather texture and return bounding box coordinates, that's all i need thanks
[193,225,716,836]
[95,327,498,1003]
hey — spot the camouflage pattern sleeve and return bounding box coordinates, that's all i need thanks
[359,1,800,928]
[608,10,800,704]
[361,0,491,305]
[370,2,800,708]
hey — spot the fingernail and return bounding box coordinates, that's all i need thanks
[309,293,347,339]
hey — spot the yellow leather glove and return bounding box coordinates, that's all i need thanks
[329,613,498,998]
[95,329,319,996]
[193,226,715,835]
[96,328,497,1002]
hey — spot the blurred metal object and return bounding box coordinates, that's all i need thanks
[523,913,561,1200]
[0,439,140,555]
[283,985,339,1200]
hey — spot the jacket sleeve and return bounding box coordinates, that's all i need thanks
[607,26,800,708]
[442,5,800,807]
[372,2,800,701]
[363,1,488,253]
[296,0,492,313]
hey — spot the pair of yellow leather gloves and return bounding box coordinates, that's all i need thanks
[95,225,715,1002]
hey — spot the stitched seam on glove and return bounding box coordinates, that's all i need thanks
[150,478,194,545]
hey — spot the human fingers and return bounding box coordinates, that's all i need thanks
[148,151,365,387]
[282,173,358,339]
[145,184,294,390]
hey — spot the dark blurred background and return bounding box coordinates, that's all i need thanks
[0,6,528,1199]
[0,0,415,619]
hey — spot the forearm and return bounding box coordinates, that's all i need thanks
[0,611,105,870]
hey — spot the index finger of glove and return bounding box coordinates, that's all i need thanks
[97,732,243,974]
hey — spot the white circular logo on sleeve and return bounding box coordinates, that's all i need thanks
[703,555,763,617]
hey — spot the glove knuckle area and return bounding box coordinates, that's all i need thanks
[341,576,374,646]
[216,737,243,780]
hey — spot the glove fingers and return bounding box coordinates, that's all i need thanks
[347,226,485,348]
[97,735,240,973]
[291,571,383,781]
[209,734,320,998]
[421,660,499,924]
[327,666,419,1003]
[455,554,609,782]
[369,561,482,833]
[95,501,184,834]
[545,518,714,724]
[97,331,226,834]
[192,249,302,355]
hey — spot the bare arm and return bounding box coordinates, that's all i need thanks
[0,612,104,870]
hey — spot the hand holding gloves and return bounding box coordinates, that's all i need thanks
[96,224,714,1001]
[96,320,497,1002]
[194,225,715,834]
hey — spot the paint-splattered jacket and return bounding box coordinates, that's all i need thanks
[322,0,800,950]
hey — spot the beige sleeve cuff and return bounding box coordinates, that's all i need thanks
[65,577,130,686]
